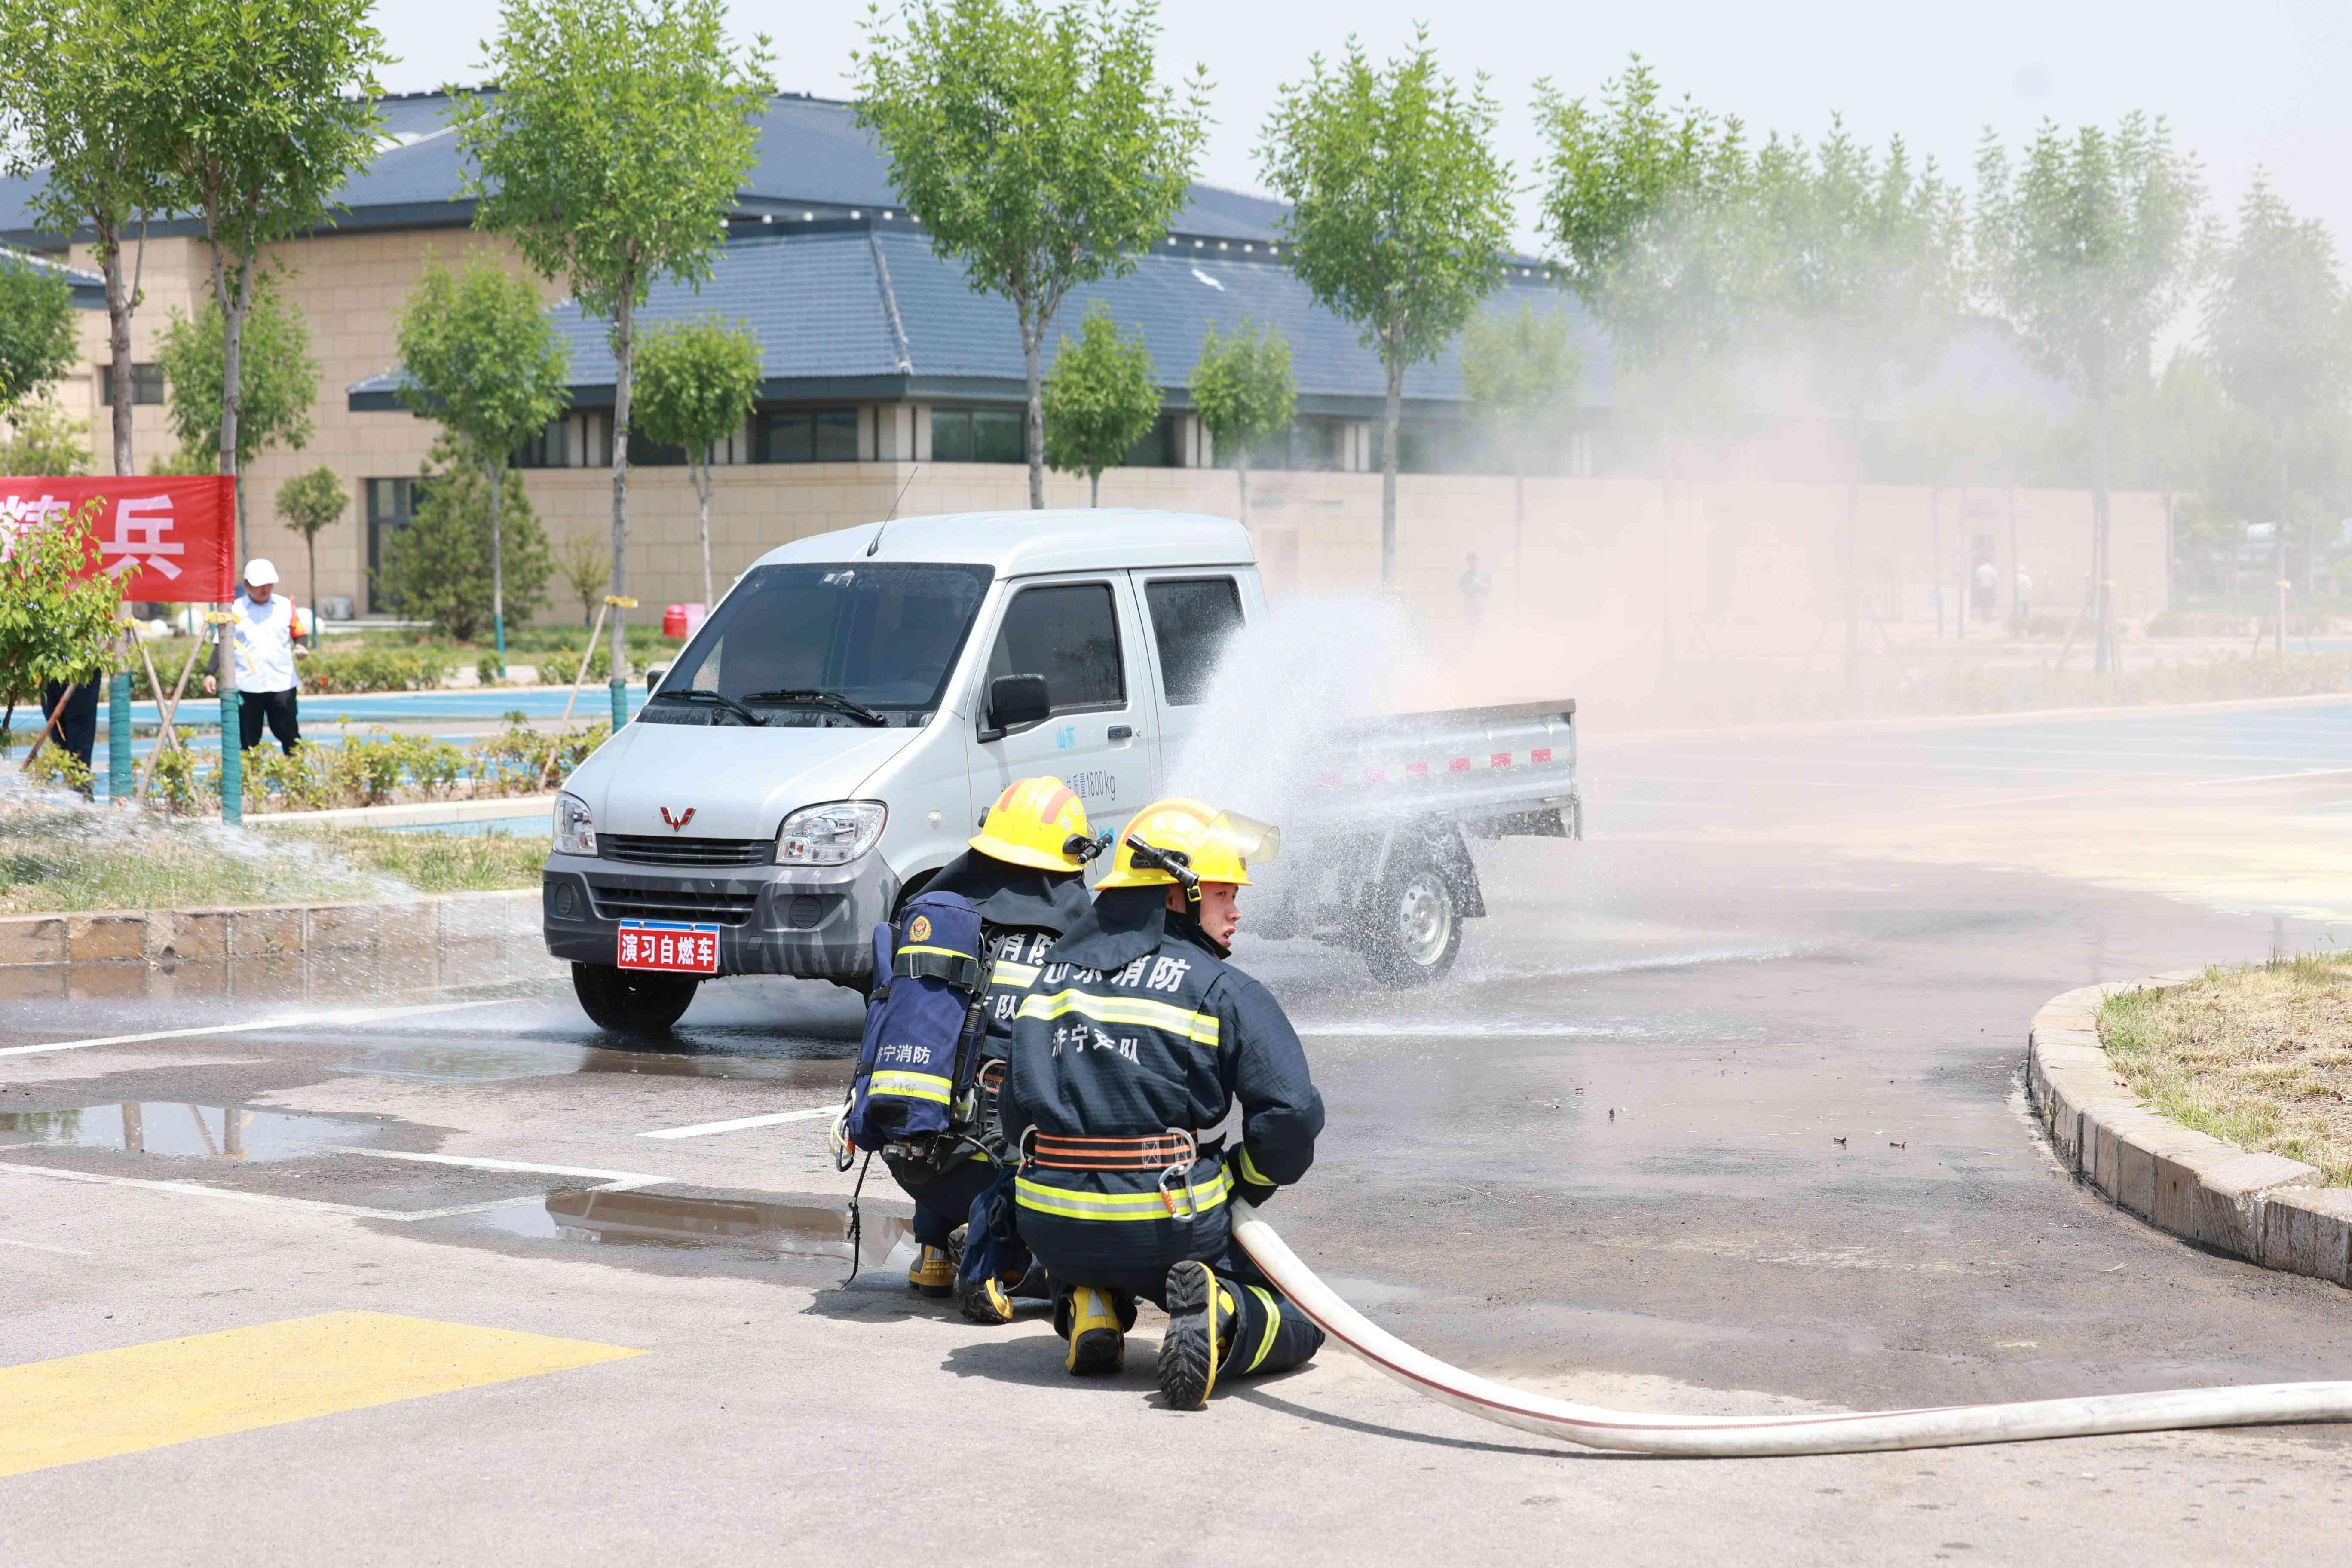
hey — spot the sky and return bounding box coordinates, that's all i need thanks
[374,0,2352,262]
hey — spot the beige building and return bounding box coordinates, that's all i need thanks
[3,89,2165,649]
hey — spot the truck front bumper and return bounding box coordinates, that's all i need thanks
[540,850,898,984]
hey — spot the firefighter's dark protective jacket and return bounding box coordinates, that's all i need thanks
[1001,886,1324,1275]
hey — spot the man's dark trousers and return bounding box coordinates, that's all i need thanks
[238,687,300,754]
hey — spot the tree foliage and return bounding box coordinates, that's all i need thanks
[2201,175,2352,441]
[857,0,1208,510]
[397,257,572,473]
[375,437,553,643]
[154,278,317,471]
[0,260,80,413]
[0,498,122,706]
[1192,319,1296,467]
[1259,27,1512,581]
[1459,303,1578,471]
[1042,303,1160,506]
[0,400,94,477]
[456,0,771,680]
[274,464,346,623]
[633,315,761,604]
[554,532,610,627]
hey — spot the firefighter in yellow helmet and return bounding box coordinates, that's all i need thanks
[1000,798,1327,1409]
[891,777,1100,1320]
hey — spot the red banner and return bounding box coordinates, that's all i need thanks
[0,475,237,603]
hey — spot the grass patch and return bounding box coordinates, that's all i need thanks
[2100,954,2352,1185]
[0,796,546,913]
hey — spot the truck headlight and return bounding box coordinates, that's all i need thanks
[553,792,597,856]
[776,800,886,866]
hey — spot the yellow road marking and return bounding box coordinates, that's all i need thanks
[0,1311,643,1478]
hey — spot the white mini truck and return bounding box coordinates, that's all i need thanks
[542,509,1581,1032]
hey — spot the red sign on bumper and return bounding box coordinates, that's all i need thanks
[616,920,720,974]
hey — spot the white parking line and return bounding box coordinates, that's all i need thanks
[326,1147,671,1184]
[0,1155,666,1221]
[0,1234,95,1256]
[0,998,517,1059]
[637,1107,835,1140]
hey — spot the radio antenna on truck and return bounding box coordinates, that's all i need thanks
[866,464,925,555]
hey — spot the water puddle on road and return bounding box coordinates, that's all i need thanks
[0,1102,386,1161]
[472,1187,909,1270]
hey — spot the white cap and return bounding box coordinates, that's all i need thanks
[244,558,279,587]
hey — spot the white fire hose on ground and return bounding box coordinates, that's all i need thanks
[1231,1201,2352,1456]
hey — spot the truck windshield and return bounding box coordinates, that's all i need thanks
[652,562,993,727]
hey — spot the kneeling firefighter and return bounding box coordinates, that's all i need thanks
[1001,798,1326,1409]
[836,777,1097,1322]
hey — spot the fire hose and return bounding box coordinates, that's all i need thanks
[1231,1200,2352,1455]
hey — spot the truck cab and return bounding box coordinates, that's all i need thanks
[540,509,1262,1031]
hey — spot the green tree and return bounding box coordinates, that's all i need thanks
[375,437,554,643]
[132,0,386,558]
[0,497,122,733]
[1537,58,1762,660]
[395,256,573,673]
[1975,113,2209,671]
[1260,28,1514,586]
[456,0,771,699]
[273,465,346,632]
[632,316,762,607]
[1762,123,1966,691]
[1041,304,1161,508]
[2200,175,2352,625]
[1459,301,1578,573]
[153,278,318,535]
[857,0,1209,511]
[0,259,79,414]
[0,400,95,476]
[554,532,610,628]
[0,0,170,476]
[1190,318,1296,527]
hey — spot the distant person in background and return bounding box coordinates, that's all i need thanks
[1972,559,1998,622]
[1459,552,1491,631]
[2012,567,2034,637]
[33,676,99,789]
[203,558,309,754]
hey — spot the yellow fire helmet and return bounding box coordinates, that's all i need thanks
[969,776,1098,873]
[1093,797,1282,891]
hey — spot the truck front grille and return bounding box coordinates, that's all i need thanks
[585,879,760,927]
[601,833,771,868]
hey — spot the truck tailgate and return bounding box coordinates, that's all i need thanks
[1295,699,1578,831]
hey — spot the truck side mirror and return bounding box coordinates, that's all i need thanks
[645,665,668,691]
[986,673,1050,735]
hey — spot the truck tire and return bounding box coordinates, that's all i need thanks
[571,962,700,1035]
[1361,859,1462,987]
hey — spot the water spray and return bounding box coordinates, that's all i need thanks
[1231,1201,2352,1455]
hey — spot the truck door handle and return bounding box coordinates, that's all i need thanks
[1107,725,1133,741]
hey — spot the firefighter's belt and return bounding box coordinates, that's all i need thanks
[1027,1132,1218,1171]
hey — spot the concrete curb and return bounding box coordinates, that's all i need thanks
[2027,974,2351,1287]
[242,794,558,830]
[0,888,544,1001]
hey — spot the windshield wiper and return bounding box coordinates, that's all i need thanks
[651,688,767,727]
[741,689,889,727]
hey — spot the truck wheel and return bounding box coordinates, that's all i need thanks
[571,962,700,1035]
[1362,862,1461,987]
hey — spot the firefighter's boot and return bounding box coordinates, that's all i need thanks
[908,1244,957,1298]
[961,1272,1015,1325]
[1158,1259,1239,1410]
[1058,1286,1127,1375]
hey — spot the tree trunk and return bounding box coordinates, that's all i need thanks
[2092,393,2113,674]
[98,215,133,477]
[1843,418,1862,697]
[489,460,506,677]
[608,289,635,695]
[1658,416,1675,672]
[1089,469,1100,508]
[1381,352,1403,589]
[2277,447,2290,654]
[306,529,318,637]
[214,248,255,562]
[2008,482,2021,634]
[1512,459,1524,583]
[1237,460,1249,532]
[1931,484,1945,638]
[1023,317,1045,510]
[696,453,714,608]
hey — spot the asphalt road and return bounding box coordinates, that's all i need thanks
[5,696,2352,1564]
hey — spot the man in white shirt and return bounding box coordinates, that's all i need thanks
[203,558,309,754]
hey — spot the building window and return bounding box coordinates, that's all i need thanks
[760,407,859,463]
[931,407,1023,464]
[1122,414,1176,469]
[365,477,423,616]
[515,411,612,469]
[1369,421,1455,475]
[97,363,164,406]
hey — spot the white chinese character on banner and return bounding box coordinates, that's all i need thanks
[0,493,72,564]
[101,495,184,580]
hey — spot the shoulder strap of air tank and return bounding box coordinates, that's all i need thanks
[893,945,983,992]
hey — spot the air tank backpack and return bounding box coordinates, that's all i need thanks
[841,890,994,1190]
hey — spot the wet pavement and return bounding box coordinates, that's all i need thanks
[6,697,2352,1562]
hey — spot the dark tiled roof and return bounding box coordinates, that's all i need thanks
[0,245,105,307]
[349,224,1598,416]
